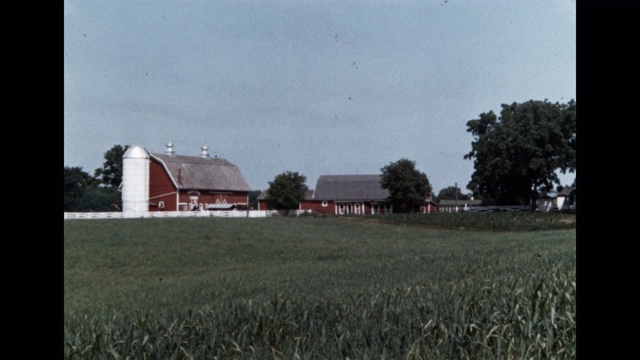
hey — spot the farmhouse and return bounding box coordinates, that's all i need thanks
[121,143,252,216]
[312,175,437,215]
[312,175,392,215]
[257,174,436,215]
[535,186,576,212]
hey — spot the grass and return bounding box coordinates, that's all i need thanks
[64,214,576,359]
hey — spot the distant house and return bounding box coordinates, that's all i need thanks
[437,199,483,212]
[258,174,436,215]
[536,192,558,212]
[421,196,439,214]
[536,186,576,212]
[146,143,252,212]
[556,186,576,211]
[312,175,393,215]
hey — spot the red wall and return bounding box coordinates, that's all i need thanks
[148,159,177,211]
[301,201,393,215]
[302,200,329,213]
[260,198,438,215]
[259,199,400,215]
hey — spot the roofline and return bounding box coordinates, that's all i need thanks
[150,152,251,191]
[149,153,180,189]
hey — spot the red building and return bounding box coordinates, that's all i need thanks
[257,174,436,215]
[257,189,315,212]
[147,144,252,212]
[312,175,393,215]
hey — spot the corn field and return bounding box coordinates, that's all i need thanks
[64,215,576,359]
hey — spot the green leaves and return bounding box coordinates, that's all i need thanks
[380,158,432,212]
[94,144,129,188]
[65,217,575,359]
[64,166,93,211]
[265,171,309,211]
[465,100,576,206]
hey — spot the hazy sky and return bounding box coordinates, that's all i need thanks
[64,0,576,193]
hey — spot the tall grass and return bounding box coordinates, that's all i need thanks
[64,215,575,359]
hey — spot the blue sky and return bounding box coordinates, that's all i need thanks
[64,0,576,193]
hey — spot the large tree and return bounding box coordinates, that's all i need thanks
[94,144,129,188]
[437,185,471,202]
[380,158,432,213]
[464,99,576,209]
[265,171,308,213]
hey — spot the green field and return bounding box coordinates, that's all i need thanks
[64,214,576,359]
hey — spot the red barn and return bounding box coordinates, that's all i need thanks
[146,144,252,212]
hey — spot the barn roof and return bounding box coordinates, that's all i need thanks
[150,153,252,191]
[313,175,389,201]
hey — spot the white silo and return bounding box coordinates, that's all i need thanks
[122,145,150,218]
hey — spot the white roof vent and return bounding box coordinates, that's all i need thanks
[200,146,210,158]
[165,142,175,156]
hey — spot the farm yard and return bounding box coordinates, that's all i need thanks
[64,213,576,359]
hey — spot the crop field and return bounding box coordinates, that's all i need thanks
[64,214,576,359]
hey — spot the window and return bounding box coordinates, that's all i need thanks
[322,201,328,207]
[385,204,393,214]
[354,203,361,214]
[338,204,345,215]
[159,201,165,209]
[372,204,379,214]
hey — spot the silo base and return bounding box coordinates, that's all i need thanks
[122,201,148,218]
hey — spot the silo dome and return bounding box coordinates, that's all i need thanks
[123,145,150,160]
[122,145,150,218]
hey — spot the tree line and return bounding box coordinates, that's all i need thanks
[64,145,128,212]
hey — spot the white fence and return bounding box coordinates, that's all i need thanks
[64,210,310,220]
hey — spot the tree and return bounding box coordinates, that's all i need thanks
[265,171,308,214]
[75,186,122,212]
[464,99,576,209]
[437,185,471,202]
[380,158,432,213]
[64,166,92,211]
[94,144,129,188]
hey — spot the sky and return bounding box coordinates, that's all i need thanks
[64,0,576,194]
